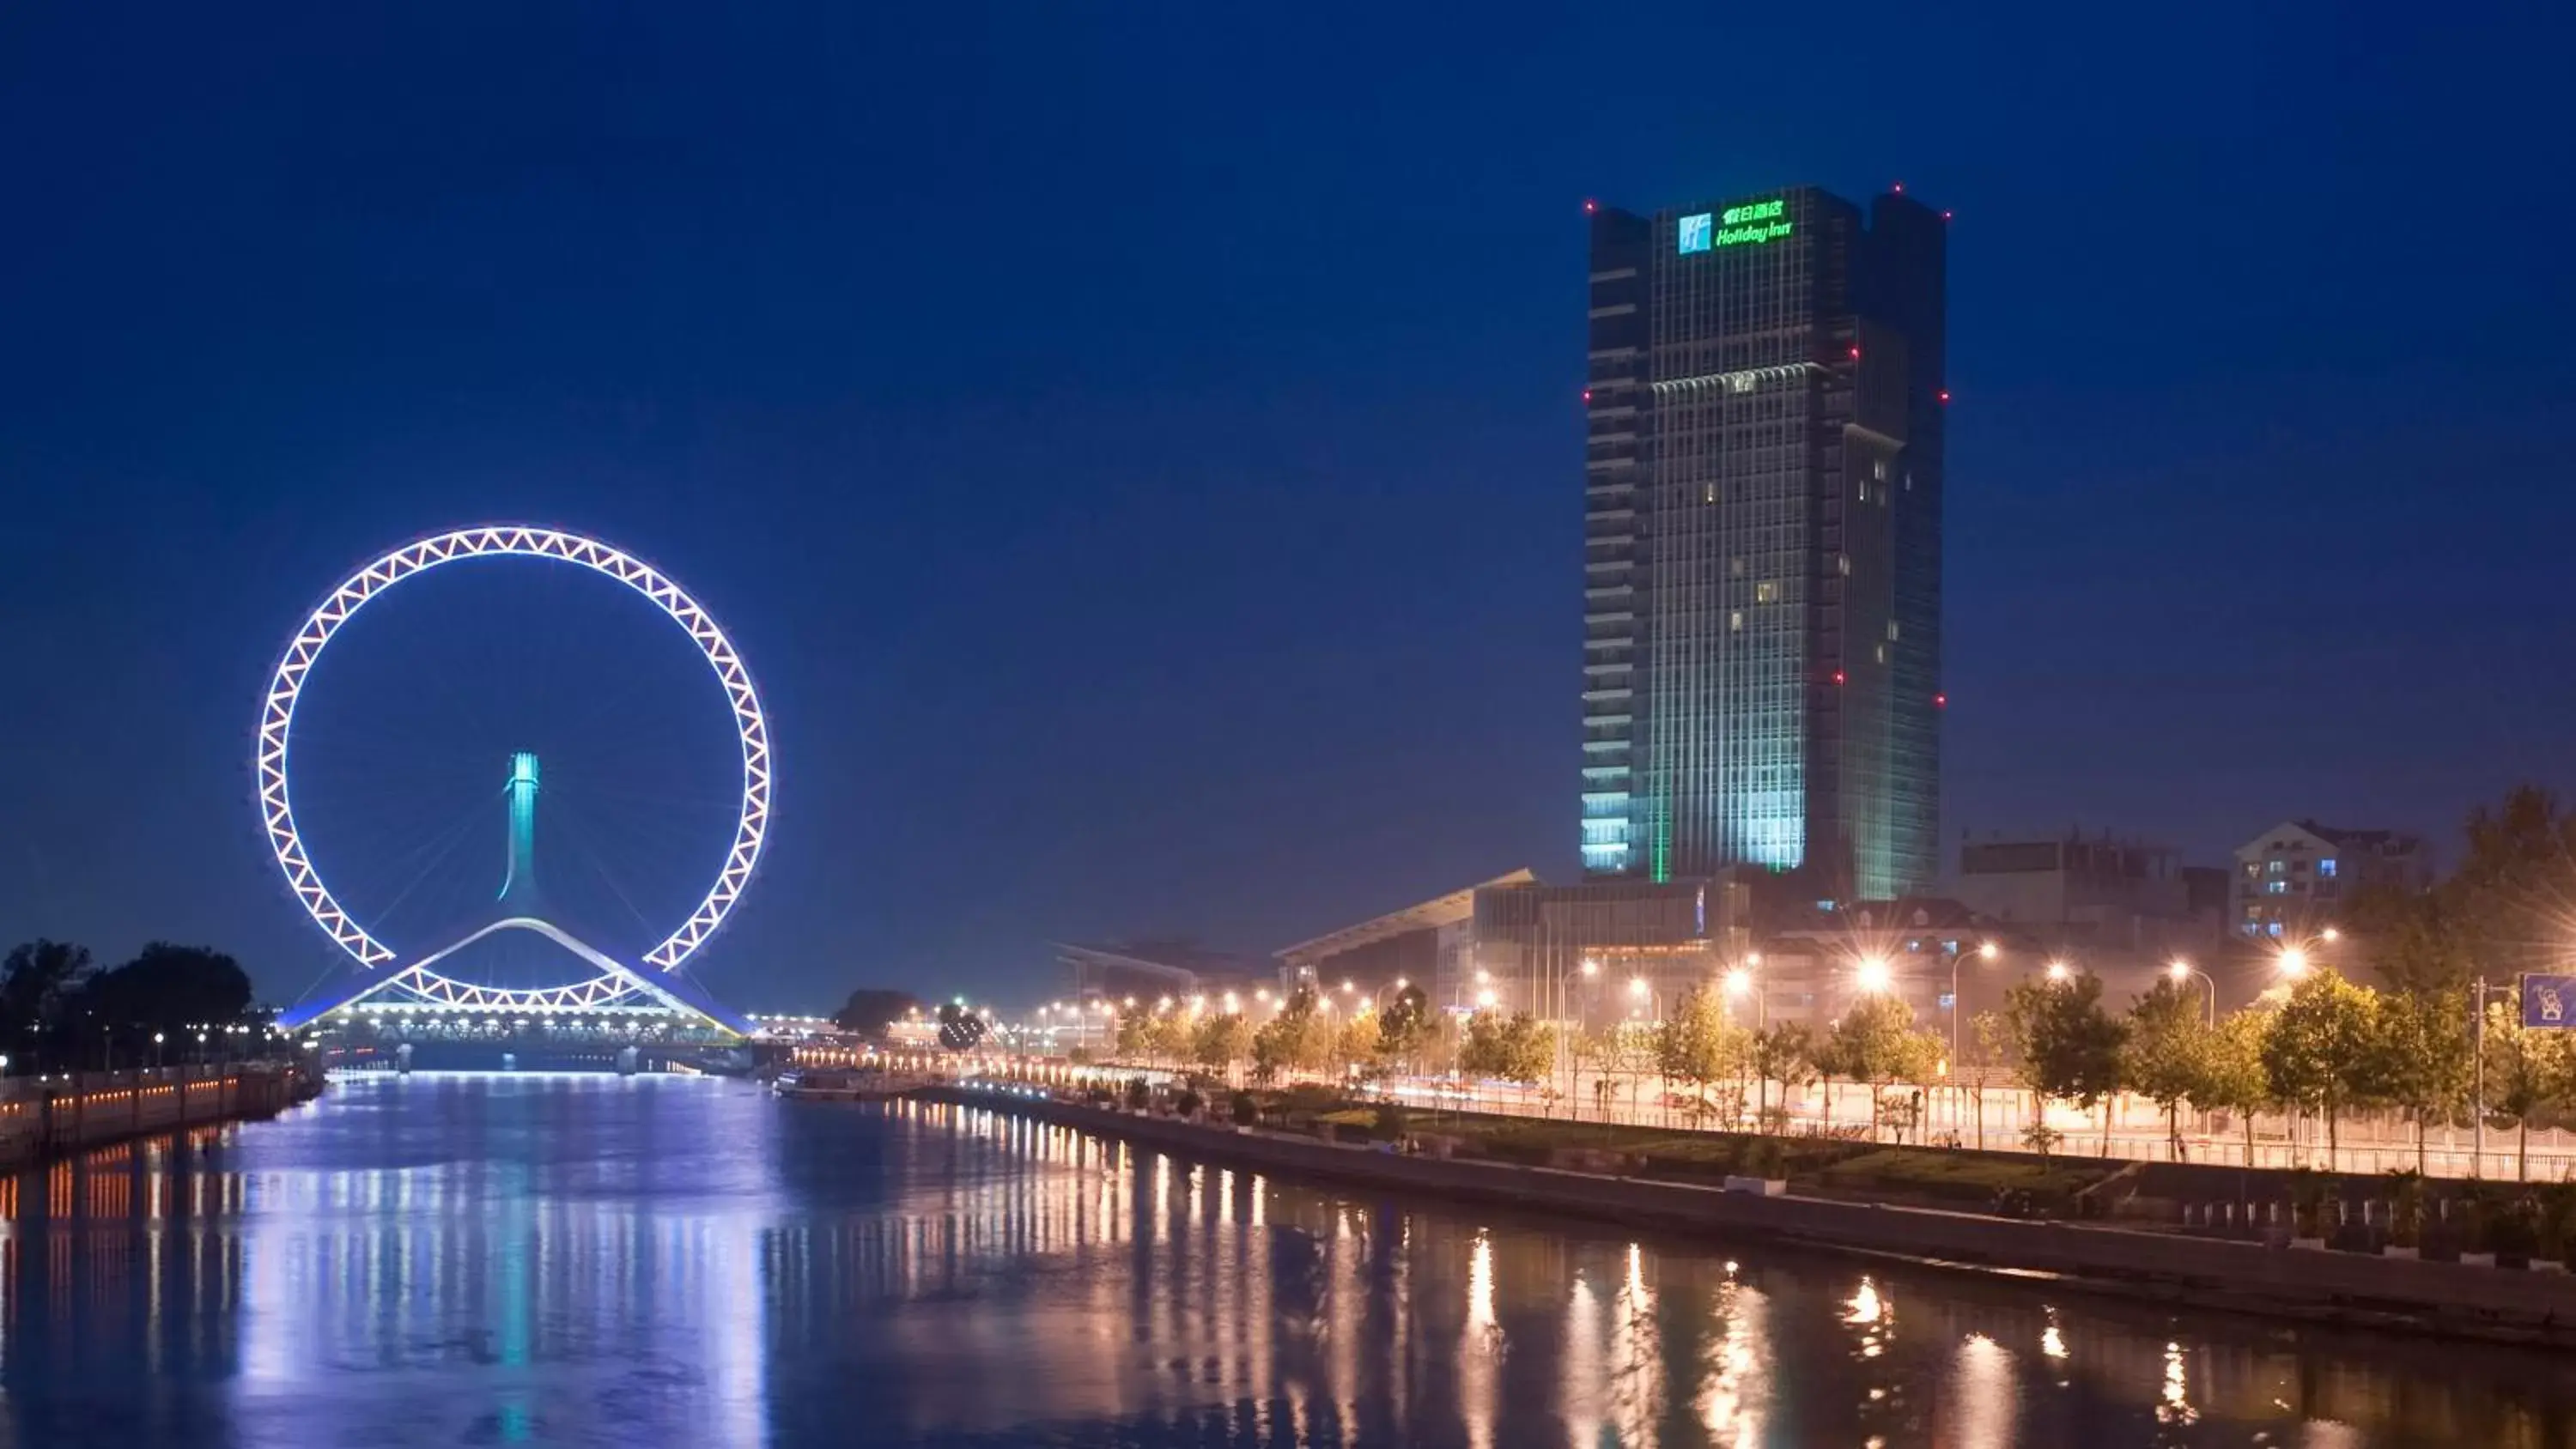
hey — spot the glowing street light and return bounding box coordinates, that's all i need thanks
[2321,926,2342,943]
[2045,961,2071,983]
[1581,956,1601,978]
[2168,958,2215,1026]
[2277,947,2310,979]
[1628,977,1649,999]
[1476,988,1498,1009]
[1855,957,1893,994]
[1978,941,2000,961]
[1722,967,1753,997]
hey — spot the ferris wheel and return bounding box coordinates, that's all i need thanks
[262,525,769,1030]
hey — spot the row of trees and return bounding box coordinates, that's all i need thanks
[1114,985,1449,1081]
[2,939,264,1071]
[1972,785,2576,1171]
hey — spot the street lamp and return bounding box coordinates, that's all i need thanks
[2045,961,2071,983]
[1978,941,2000,961]
[2167,959,2216,1027]
[1855,957,1893,994]
[1581,956,1601,978]
[2277,947,2310,979]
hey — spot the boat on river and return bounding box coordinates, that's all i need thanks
[771,1069,917,1102]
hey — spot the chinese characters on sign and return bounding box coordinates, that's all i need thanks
[1677,197,1793,253]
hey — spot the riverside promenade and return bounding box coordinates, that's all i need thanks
[921,1083,2576,1349]
[0,1064,321,1170]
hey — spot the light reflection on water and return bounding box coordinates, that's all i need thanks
[2,1075,2574,1446]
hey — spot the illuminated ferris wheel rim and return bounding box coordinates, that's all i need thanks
[257,524,771,973]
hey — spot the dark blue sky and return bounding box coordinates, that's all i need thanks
[4,4,2570,1012]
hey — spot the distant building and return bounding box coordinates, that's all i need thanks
[2230,820,2433,939]
[1054,939,1275,1009]
[1949,831,2217,966]
[1579,183,1948,902]
[1276,870,1538,1005]
[1469,872,1754,1022]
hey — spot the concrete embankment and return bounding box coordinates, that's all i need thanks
[919,1087,2576,1348]
[0,1064,322,1170]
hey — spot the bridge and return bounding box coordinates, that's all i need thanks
[282,751,753,1070]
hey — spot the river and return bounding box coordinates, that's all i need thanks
[2,1073,2570,1446]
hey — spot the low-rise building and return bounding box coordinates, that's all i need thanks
[2230,820,2433,940]
[1949,831,2218,967]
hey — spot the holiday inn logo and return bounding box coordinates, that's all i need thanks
[1679,197,1794,253]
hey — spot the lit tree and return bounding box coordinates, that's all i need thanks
[1826,995,1944,1143]
[1961,1009,2016,1150]
[2481,999,2564,1181]
[1461,1009,1553,1087]
[1376,985,1435,1074]
[1748,1022,1816,1126]
[2196,1009,2274,1166]
[2260,968,2380,1161]
[2369,986,2472,1174]
[2004,973,2128,1155]
[1192,1013,1254,1075]
[2123,979,2212,1159]
[1656,986,1750,1122]
[2195,1009,2277,1168]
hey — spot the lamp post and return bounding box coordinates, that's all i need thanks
[2470,976,2509,1175]
[2168,959,2216,1027]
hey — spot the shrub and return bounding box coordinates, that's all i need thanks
[1230,1090,1261,1126]
[1173,1088,1203,1118]
[1125,1078,1151,1112]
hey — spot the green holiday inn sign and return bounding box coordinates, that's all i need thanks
[1678,197,1792,253]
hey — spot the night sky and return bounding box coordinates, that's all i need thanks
[4,4,2571,1014]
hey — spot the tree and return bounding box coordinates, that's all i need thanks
[1748,1022,1816,1125]
[1656,987,1750,1120]
[1191,1013,1254,1074]
[81,944,253,1043]
[1826,996,1943,1142]
[1460,1009,1553,1086]
[1,939,93,1068]
[2481,1000,2563,1180]
[2370,986,2473,1173]
[2260,968,2380,1161]
[1251,989,1334,1082]
[1115,1010,1156,1059]
[1332,1015,1380,1077]
[1376,985,1435,1073]
[2198,1009,2274,1165]
[2004,973,2128,1155]
[2123,979,2212,1159]
[831,988,922,1036]
[1961,1009,2017,1150]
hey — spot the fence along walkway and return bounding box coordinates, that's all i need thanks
[0,1065,310,1168]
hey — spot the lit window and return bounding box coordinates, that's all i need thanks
[1873,460,1887,482]
[2318,858,2337,878]
[1887,621,1899,641]
[1874,644,1886,664]
[1837,555,1850,576]
[2265,859,2286,876]
[2267,921,2285,937]
[1754,581,1779,604]
[1729,610,1743,632]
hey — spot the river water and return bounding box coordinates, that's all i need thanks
[3,1074,2571,1446]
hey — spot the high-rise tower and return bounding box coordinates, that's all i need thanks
[1580,185,1946,901]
